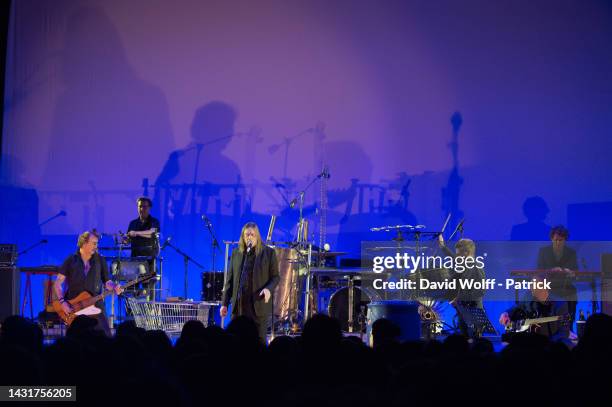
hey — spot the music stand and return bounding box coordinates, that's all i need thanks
[454,304,498,338]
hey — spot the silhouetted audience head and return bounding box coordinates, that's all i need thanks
[574,313,612,356]
[301,314,342,352]
[115,319,141,337]
[180,319,206,341]
[371,318,401,348]
[226,315,260,347]
[443,334,470,356]
[1,315,43,353]
[2,310,612,405]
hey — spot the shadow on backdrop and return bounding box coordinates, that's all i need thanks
[43,5,173,212]
[510,196,551,241]
[155,101,244,296]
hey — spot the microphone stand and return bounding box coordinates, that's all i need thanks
[165,241,205,299]
[448,219,465,241]
[203,217,221,305]
[111,233,127,328]
[39,211,66,228]
[17,239,47,257]
[17,239,48,319]
[287,169,329,324]
[289,169,329,243]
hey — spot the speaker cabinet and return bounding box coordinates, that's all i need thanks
[601,254,612,316]
[0,267,20,322]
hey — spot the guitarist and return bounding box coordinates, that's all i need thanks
[499,279,570,339]
[499,296,570,339]
[53,230,123,336]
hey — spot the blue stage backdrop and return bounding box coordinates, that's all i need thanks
[2,0,612,323]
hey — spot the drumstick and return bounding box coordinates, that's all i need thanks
[440,213,452,236]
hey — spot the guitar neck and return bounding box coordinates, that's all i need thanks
[524,316,562,325]
[86,275,151,306]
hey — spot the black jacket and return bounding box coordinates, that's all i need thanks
[537,245,578,271]
[222,244,280,318]
[537,245,578,300]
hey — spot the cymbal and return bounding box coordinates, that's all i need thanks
[106,256,154,261]
[302,251,348,258]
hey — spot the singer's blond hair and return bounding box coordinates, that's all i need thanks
[238,222,263,256]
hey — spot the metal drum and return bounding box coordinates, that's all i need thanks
[273,247,303,321]
[366,300,421,344]
[328,286,377,332]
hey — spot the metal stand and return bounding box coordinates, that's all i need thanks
[287,170,329,327]
[165,241,205,299]
[302,244,313,322]
[222,241,238,328]
[203,216,221,309]
[110,236,127,329]
[347,275,355,333]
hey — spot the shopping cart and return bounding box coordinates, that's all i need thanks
[125,298,218,335]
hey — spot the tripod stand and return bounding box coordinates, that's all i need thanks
[164,241,205,299]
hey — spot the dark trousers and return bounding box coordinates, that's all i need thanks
[90,301,112,338]
[92,307,111,337]
[255,315,270,344]
[231,310,270,343]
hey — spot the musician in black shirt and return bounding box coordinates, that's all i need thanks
[126,197,160,299]
[54,230,122,336]
[499,225,576,338]
[127,197,160,257]
[536,225,578,322]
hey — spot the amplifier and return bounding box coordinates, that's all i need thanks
[201,271,224,302]
[0,266,20,322]
[602,254,612,316]
[0,244,17,267]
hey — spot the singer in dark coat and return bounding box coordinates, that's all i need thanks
[220,222,280,342]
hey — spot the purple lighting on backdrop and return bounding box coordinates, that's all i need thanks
[2,0,612,317]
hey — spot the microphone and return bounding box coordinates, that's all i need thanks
[454,219,465,232]
[201,214,211,226]
[246,241,253,253]
[449,218,465,240]
[161,236,172,250]
[41,239,48,244]
[59,210,67,217]
[318,168,331,179]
